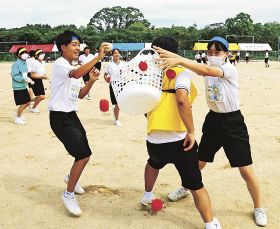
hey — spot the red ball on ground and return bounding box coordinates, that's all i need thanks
[99,99,109,112]
[151,199,163,212]
[139,61,148,71]
[166,69,176,79]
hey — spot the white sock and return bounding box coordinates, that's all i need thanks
[205,220,216,229]
[64,191,74,199]
[144,191,154,198]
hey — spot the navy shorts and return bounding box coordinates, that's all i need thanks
[147,140,203,190]
[50,111,92,161]
[198,110,252,167]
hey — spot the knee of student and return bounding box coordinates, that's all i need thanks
[81,156,90,164]
[199,161,207,170]
[239,166,255,182]
[40,95,45,100]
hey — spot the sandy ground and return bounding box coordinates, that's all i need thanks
[0,60,279,229]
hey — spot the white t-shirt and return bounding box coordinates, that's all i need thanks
[147,70,191,144]
[195,54,201,60]
[78,53,95,65]
[34,60,46,75]
[26,57,37,73]
[265,52,269,58]
[205,63,239,113]
[105,60,125,78]
[48,57,82,112]
[245,53,250,57]
[201,53,207,58]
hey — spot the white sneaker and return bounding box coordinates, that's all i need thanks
[140,192,155,206]
[30,108,40,113]
[114,120,122,127]
[86,95,91,100]
[205,218,221,229]
[64,175,85,195]
[168,187,190,201]
[254,208,267,227]
[14,117,26,125]
[61,192,82,216]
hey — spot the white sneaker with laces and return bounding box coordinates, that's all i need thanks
[254,208,267,227]
[61,192,82,216]
[168,187,190,201]
[140,192,155,206]
[30,108,40,113]
[14,117,26,125]
[114,120,122,127]
[64,175,85,195]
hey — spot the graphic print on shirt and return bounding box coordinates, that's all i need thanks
[68,82,80,101]
[207,83,224,102]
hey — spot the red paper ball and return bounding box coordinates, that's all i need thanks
[166,69,176,79]
[139,61,148,71]
[99,99,109,112]
[151,199,163,212]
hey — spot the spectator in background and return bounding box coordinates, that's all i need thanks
[264,50,270,67]
[201,51,207,64]
[245,52,250,63]
[195,52,202,63]
[78,46,95,99]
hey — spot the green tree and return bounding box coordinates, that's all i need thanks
[88,6,150,31]
[225,12,254,36]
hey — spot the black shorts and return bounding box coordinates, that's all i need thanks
[13,89,31,105]
[49,111,92,161]
[246,57,249,61]
[229,59,235,64]
[198,110,252,167]
[236,56,240,61]
[196,59,201,63]
[265,58,269,63]
[82,73,90,83]
[109,84,117,105]
[31,79,45,96]
[147,140,203,190]
[202,58,207,64]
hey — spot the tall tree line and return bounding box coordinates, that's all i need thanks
[0,7,279,52]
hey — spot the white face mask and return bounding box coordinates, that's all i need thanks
[208,54,227,67]
[20,53,29,60]
[38,54,45,60]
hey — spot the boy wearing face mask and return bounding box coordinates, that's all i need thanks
[11,47,32,125]
[155,36,268,227]
[29,49,48,113]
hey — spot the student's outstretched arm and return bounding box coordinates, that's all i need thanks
[154,46,224,78]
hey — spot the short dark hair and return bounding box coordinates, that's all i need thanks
[112,48,121,55]
[29,50,36,57]
[55,30,82,52]
[207,41,227,52]
[151,36,178,54]
[84,46,90,51]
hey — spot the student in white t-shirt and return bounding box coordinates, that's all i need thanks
[264,50,269,67]
[104,49,125,127]
[155,36,268,227]
[48,30,111,217]
[26,50,36,100]
[245,52,250,63]
[195,52,201,63]
[78,46,95,99]
[201,51,207,64]
[29,49,48,113]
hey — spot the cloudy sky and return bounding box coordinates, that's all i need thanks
[0,0,279,29]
